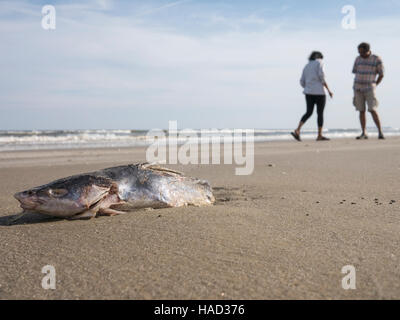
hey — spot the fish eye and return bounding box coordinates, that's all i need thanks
[48,188,68,197]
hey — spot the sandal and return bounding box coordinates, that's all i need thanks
[316,136,330,141]
[291,131,301,142]
[356,134,368,140]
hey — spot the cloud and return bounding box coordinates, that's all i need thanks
[135,0,191,17]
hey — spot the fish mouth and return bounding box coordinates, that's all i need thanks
[17,201,38,210]
[14,192,44,210]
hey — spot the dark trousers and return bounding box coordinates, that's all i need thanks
[301,94,326,127]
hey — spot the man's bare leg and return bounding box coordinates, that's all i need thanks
[359,111,367,136]
[370,110,384,138]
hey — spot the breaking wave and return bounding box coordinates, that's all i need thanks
[0,128,399,151]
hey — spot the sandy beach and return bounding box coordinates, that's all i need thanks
[1,137,400,299]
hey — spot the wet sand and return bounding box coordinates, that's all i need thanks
[1,138,400,299]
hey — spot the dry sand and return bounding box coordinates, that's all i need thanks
[0,138,400,299]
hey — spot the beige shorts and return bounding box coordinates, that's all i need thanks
[353,89,379,112]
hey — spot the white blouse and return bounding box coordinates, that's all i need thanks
[300,59,326,95]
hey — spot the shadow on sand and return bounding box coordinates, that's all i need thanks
[0,212,62,226]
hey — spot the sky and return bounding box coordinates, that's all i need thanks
[0,0,399,130]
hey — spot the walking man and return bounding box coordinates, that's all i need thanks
[352,42,385,139]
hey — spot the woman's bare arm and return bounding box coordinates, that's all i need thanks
[324,82,333,98]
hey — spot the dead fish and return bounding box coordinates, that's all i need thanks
[14,163,215,220]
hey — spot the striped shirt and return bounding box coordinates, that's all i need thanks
[352,54,384,92]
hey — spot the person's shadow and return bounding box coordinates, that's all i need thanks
[0,212,62,226]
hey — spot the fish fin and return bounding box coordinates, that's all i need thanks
[141,163,183,176]
[72,190,123,219]
[70,209,98,220]
[98,207,126,216]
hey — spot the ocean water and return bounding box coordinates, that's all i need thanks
[0,128,399,152]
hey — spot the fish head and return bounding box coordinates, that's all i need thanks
[14,175,113,217]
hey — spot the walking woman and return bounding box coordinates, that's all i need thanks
[291,51,333,141]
